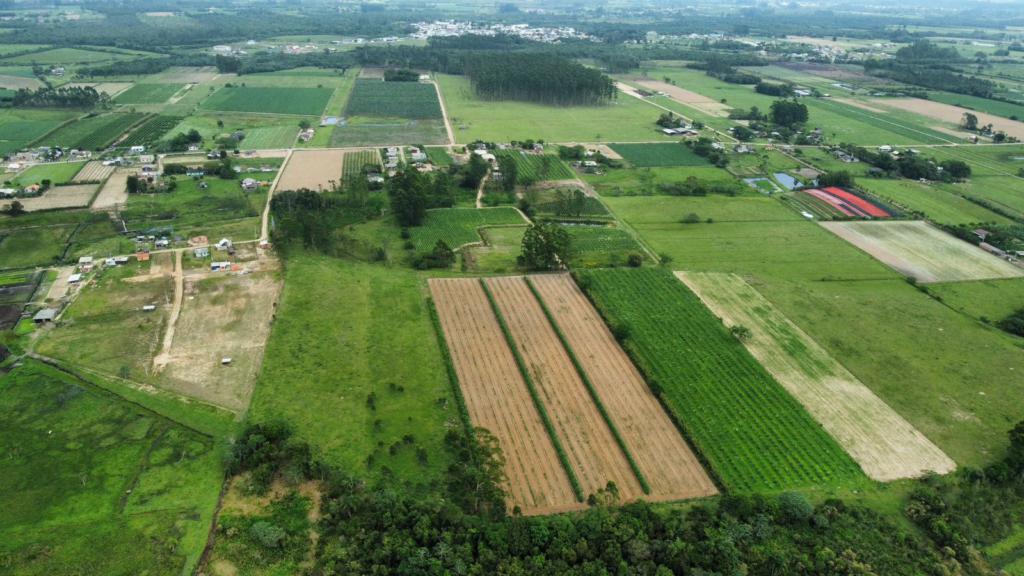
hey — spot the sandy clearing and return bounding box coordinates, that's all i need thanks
[430,278,581,515]
[157,269,281,412]
[44,266,76,303]
[875,98,1024,140]
[635,79,732,117]
[530,274,718,500]
[821,220,1024,283]
[485,276,644,500]
[0,184,98,211]
[74,161,115,182]
[275,149,345,192]
[833,98,888,114]
[678,271,956,482]
[91,169,129,210]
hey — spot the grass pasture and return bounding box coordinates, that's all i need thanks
[0,223,75,269]
[410,207,526,251]
[578,267,864,492]
[250,254,455,486]
[202,86,333,116]
[121,176,266,237]
[821,221,1024,283]
[610,143,710,167]
[563,225,649,268]
[0,108,76,154]
[7,161,85,187]
[0,361,222,576]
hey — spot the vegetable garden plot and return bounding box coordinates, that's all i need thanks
[202,86,333,116]
[429,278,581,515]
[120,115,182,147]
[678,271,956,481]
[497,151,575,181]
[576,268,864,492]
[609,143,710,167]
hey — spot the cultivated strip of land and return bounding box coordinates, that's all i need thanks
[677,271,956,481]
[529,273,718,500]
[429,278,580,515]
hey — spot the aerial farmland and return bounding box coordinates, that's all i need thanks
[3,2,1024,575]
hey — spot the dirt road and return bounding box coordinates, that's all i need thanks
[153,249,183,371]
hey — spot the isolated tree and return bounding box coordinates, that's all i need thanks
[497,154,518,192]
[730,324,752,341]
[463,153,489,189]
[5,200,25,217]
[519,222,571,270]
[126,175,141,194]
[962,112,979,131]
[389,169,430,227]
[770,100,809,128]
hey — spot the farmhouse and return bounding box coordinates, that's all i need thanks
[33,308,57,324]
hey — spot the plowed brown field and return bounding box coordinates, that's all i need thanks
[529,273,718,500]
[430,278,580,515]
[484,276,643,500]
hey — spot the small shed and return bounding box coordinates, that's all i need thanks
[33,308,57,323]
[68,273,82,284]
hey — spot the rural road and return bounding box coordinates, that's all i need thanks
[432,79,457,148]
[261,149,294,243]
[475,172,489,208]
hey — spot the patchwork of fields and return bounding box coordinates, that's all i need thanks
[410,207,526,251]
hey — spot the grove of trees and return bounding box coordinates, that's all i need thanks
[462,53,616,106]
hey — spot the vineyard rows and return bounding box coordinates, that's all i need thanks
[44,112,147,150]
[121,115,181,147]
[410,207,525,251]
[577,268,864,492]
[345,79,443,119]
[342,149,380,179]
[499,151,575,181]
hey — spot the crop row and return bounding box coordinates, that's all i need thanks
[576,268,863,492]
[479,279,585,502]
[500,151,575,182]
[44,112,148,150]
[345,79,443,120]
[342,150,380,179]
[120,115,182,147]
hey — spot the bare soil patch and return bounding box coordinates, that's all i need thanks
[157,267,281,412]
[0,184,97,211]
[0,75,42,90]
[90,169,128,210]
[275,149,345,193]
[876,98,1024,140]
[833,98,888,114]
[530,274,718,500]
[635,80,732,117]
[822,220,1024,283]
[485,276,644,500]
[678,271,956,481]
[430,277,581,515]
[156,66,220,84]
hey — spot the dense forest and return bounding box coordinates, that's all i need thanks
[462,53,616,105]
[10,85,107,108]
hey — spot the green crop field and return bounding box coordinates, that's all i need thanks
[611,143,710,167]
[342,149,380,179]
[42,112,146,150]
[855,178,1010,225]
[0,361,222,575]
[928,91,1024,121]
[562,225,648,267]
[0,47,137,65]
[409,207,525,251]
[531,188,612,221]
[237,124,297,149]
[330,117,448,146]
[345,79,443,119]
[202,86,333,116]
[113,83,183,104]
[498,150,575,181]
[119,115,181,147]
[577,268,864,491]
[927,278,1024,324]
[250,253,455,484]
[0,109,75,154]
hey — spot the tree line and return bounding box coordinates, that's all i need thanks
[11,85,108,108]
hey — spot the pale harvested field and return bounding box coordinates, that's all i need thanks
[158,269,281,412]
[822,220,1024,283]
[430,278,580,514]
[0,74,42,90]
[678,271,956,481]
[73,161,115,182]
[90,169,128,210]
[530,274,718,500]
[876,98,1024,140]
[155,66,220,84]
[275,149,345,192]
[636,79,732,116]
[0,184,97,211]
[833,98,888,114]
[484,276,644,500]
[66,82,133,97]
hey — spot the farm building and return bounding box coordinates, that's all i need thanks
[33,308,57,323]
[68,274,82,284]
[194,247,210,258]
[241,178,259,191]
[211,261,232,272]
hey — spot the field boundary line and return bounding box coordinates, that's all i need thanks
[525,275,651,494]
[426,296,475,436]
[479,278,585,502]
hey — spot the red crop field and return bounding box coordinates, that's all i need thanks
[822,187,890,218]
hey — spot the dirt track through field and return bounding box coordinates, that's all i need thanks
[484,276,644,500]
[152,249,183,372]
[530,274,718,500]
[91,169,129,210]
[822,220,1024,283]
[876,98,1024,140]
[430,278,580,514]
[635,79,732,117]
[677,271,956,481]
